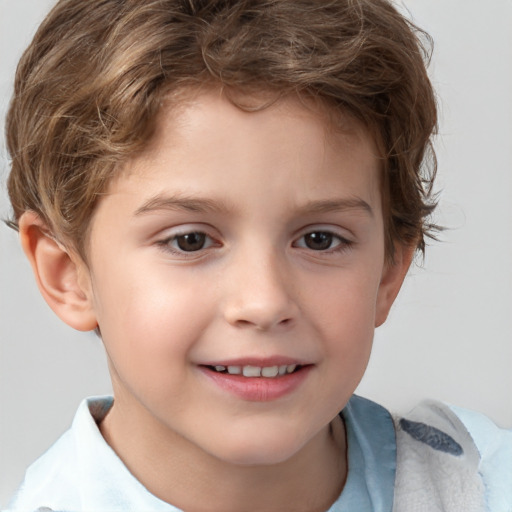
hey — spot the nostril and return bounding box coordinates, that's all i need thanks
[232,316,293,330]
[224,297,298,330]
[235,319,253,328]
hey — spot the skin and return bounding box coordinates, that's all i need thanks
[20,90,413,512]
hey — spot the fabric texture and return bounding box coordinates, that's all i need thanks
[6,395,395,512]
[334,395,396,511]
[392,401,486,512]
[450,404,512,512]
[6,395,511,512]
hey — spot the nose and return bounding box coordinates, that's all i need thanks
[222,246,298,331]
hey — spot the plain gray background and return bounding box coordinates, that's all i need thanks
[1,0,511,506]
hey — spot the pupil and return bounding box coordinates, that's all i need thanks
[305,232,332,250]
[177,232,206,251]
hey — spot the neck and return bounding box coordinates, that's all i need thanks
[100,401,347,512]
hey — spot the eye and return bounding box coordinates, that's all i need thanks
[294,230,350,252]
[174,232,208,252]
[159,231,216,253]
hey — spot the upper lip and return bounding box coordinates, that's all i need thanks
[199,356,311,367]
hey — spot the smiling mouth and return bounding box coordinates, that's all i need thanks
[203,364,303,378]
[200,363,312,401]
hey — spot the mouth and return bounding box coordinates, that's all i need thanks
[203,364,303,378]
[199,362,312,401]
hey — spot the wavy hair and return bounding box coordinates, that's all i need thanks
[6,0,438,258]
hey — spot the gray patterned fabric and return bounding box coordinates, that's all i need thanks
[393,401,486,512]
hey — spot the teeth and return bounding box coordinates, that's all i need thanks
[261,366,279,377]
[286,364,296,374]
[243,365,261,377]
[213,364,300,378]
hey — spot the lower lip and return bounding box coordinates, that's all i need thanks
[200,366,312,402]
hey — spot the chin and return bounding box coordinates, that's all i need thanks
[208,427,311,467]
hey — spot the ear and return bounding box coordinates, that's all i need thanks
[18,211,98,331]
[375,243,415,327]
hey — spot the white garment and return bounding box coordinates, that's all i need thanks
[393,401,486,511]
[6,395,512,512]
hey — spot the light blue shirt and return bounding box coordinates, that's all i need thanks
[450,404,512,512]
[7,395,511,512]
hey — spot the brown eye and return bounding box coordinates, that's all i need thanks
[303,232,335,251]
[175,232,207,252]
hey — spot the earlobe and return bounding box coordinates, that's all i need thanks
[375,244,415,327]
[18,211,98,332]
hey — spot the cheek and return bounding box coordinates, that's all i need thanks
[91,262,216,375]
[311,268,380,327]
[306,267,380,363]
[94,278,212,411]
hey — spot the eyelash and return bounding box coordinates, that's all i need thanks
[293,231,353,254]
[155,229,353,257]
[156,231,219,257]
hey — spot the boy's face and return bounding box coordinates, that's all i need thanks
[77,91,408,466]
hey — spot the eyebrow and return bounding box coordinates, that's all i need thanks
[134,194,234,216]
[134,194,373,217]
[297,198,374,217]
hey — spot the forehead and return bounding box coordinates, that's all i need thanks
[100,89,381,218]
[154,88,375,149]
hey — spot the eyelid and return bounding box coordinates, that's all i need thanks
[155,224,222,257]
[293,224,354,241]
[154,223,218,240]
[292,225,354,253]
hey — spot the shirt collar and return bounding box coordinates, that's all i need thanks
[70,394,396,511]
[72,396,179,511]
[329,395,396,512]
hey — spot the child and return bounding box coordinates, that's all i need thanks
[4,0,511,511]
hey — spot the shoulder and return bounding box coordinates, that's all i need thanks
[7,428,80,512]
[392,400,512,512]
[6,397,113,512]
[6,396,179,512]
[450,404,512,512]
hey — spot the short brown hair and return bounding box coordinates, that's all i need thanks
[6,0,438,258]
